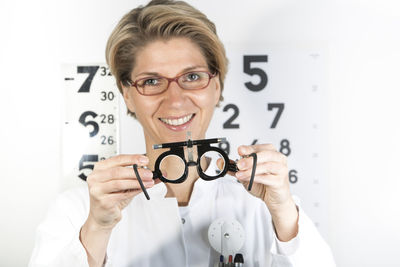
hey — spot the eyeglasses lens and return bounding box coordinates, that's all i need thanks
[137,72,210,95]
[200,151,225,177]
[178,72,209,90]
[159,155,186,181]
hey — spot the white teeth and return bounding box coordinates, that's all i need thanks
[160,114,194,126]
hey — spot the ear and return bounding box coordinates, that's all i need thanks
[213,74,222,106]
[121,81,136,114]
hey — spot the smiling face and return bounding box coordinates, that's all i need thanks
[122,37,221,147]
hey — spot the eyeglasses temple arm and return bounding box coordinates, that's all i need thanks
[247,153,257,191]
[133,164,150,200]
[228,153,257,191]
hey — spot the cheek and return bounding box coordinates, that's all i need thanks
[206,88,220,108]
[191,91,213,109]
[196,92,218,116]
[132,95,157,118]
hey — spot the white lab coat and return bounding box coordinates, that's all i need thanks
[29,175,336,267]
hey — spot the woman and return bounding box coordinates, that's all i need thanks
[30,0,335,266]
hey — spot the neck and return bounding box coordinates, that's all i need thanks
[165,168,199,206]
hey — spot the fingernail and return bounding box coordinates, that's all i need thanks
[139,156,148,163]
[237,160,245,169]
[239,146,248,154]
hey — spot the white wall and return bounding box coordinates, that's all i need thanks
[0,0,399,266]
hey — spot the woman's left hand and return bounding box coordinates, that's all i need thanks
[235,144,290,208]
[234,144,299,241]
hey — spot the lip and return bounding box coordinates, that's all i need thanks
[158,113,196,131]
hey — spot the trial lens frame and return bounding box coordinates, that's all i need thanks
[133,135,257,200]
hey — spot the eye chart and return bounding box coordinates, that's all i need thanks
[207,44,329,236]
[61,64,120,190]
[61,45,329,238]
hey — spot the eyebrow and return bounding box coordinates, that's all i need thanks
[134,65,208,79]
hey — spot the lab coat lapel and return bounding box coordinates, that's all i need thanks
[109,182,187,266]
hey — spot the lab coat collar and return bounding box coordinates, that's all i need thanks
[188,177,218,206]
[146,182,168,199]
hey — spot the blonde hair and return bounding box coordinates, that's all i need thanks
[106,0,228,116]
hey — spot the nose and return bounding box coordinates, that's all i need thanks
[163,80,186,108]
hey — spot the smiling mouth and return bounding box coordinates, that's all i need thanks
[159,113,195,126]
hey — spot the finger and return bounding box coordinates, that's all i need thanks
[88,166,153,183]
[238,144,276,156]
[237,150,286,170]
[238,173,280,187]
[100,178,155,194]
[235,162,288,179]
[106,189,141,203]
[94,154,149,170]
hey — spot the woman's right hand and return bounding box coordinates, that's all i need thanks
[86,154,156,230]
[80,154,157,266]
